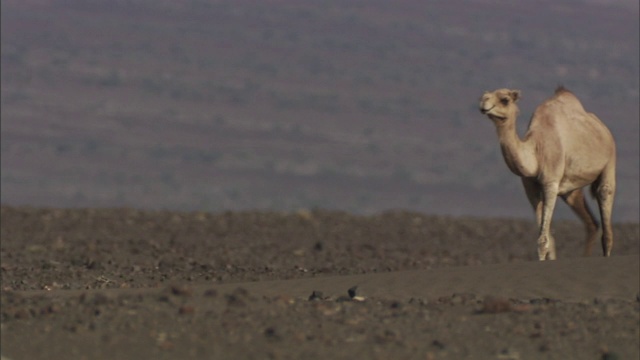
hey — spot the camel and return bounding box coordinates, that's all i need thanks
[478,86,616,260]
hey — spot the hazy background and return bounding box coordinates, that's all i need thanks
[1,0,638,221]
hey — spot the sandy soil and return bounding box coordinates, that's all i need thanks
[1,206,638,359]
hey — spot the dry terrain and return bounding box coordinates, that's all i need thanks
[1,206,638,359]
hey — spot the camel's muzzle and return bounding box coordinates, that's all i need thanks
[480,105,494,114]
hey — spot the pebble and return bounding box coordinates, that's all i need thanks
[203,289,218,298]
[169,285,193,297]
[480,296,511,314]
[346,286,365,301]
[178,305,195,315]
[497,347,520,360]
[225,294,246,307]
[431,339,445,350]
[451,292,476,305]
[264,327,281,341]
[601,351,620,360]
[308,291,325,301]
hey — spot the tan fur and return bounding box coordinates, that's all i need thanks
[479,87,616,260]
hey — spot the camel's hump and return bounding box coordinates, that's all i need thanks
[554,85,571,95]
[546,86,585,112]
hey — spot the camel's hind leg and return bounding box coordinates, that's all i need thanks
[592,163,616,257]
[561,188,600,256]
[522,178,556,260]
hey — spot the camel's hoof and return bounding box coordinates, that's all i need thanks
[537,248,548,261]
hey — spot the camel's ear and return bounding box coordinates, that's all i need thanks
[510,90,521,102]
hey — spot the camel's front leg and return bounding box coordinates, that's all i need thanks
[522,178,542,223]
[538,183,559,260]
[522,177,543,233]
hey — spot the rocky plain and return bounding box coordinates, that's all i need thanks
[1,206,638,359]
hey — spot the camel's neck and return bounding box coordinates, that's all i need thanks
[495,118,538,178]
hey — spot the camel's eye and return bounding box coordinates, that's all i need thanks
[500,98,509,105]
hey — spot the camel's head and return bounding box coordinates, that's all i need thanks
[479,89,521,122]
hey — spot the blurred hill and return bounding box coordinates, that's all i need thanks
[1,0,638,220]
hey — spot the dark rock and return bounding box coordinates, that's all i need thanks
[170,285,193,297]
[203,289,218,298]
[529,298,557,305]
[225,294,245,307]
[178,305,195,315]
[264,327,281,341]
[602,351,620,360]
[389,301,402,309]
[480,296,511,314]
[347,286,358,298]
[308,291,325,301]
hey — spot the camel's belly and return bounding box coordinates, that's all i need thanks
[556,151,610,194]
[557,172,600,195]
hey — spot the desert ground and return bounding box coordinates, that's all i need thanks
[0,206,638,359]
